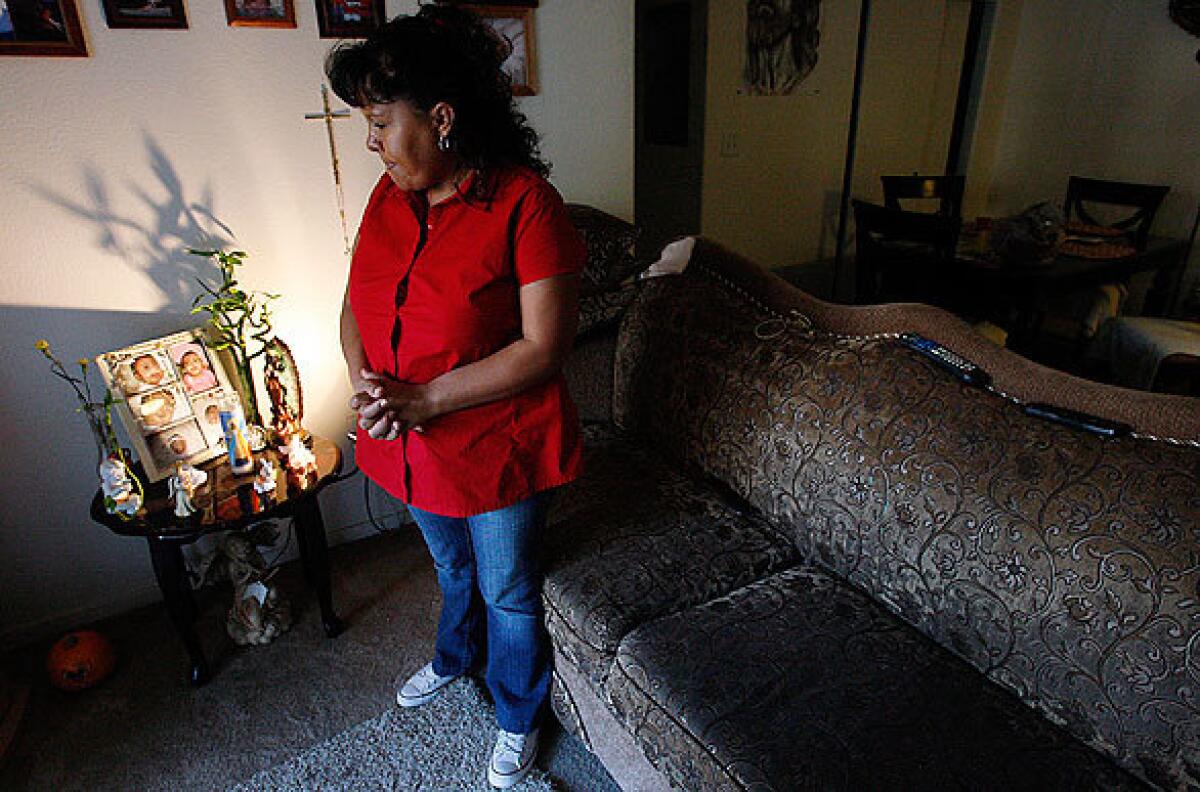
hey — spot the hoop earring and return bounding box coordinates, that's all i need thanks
[437,133,452,152]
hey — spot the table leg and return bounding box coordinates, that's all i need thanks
[146,537,210,687]
[293,498,344,638]
[1145,257,1186,317]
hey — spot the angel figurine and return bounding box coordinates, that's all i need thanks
[178,462,209,492]
[168,468,195,518]
[254,458,277,496]
[282,433,319,490]
[194,527,292,646]
[99,455,142,517]
[168,461,208,518]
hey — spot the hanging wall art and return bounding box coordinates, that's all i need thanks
[101,0,188,29]
[0,0,88,57]
[314,0,383,38]
[225,0,296,28]
[743,0,820,96]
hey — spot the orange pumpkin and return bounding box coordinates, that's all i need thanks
[46,631,116,692]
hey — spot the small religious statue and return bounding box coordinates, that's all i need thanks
[168,461,208,518]
[254,458,277,498]
[282,433,319,490]
[99,455,142,517]
[168,466,196,518]
[195,526,292,646]
[264,363,302,444]
[220,399,255,476]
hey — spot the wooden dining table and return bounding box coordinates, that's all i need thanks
[950,235,1190,352]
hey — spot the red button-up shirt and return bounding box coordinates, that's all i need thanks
[349,166,586,517]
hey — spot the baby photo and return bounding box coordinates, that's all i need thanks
[98,329,235,482]
[104,349,176,397]
[191,391,229,447]
[146,419,207,468]
[129,384,190,431]
[169,341,219,395]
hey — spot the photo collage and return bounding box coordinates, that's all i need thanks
[98,330,240,481]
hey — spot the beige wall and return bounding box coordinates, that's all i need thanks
[979,0,1199,260]
[0,0,632,643]
[701,0,970,269]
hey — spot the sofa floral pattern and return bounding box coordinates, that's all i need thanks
[601,265,1200,789]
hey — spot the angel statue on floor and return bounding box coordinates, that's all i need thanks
[193,524,292,646]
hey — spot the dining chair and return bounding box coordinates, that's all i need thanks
[1034,177,1173,368]
[852,199,961,306]
[1061,176,1169,250]
[880,174,965,218]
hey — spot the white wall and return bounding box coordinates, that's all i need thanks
[978,0,1199,299]
[0,0,632,644]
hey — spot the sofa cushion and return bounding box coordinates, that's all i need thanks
[613,251,1200,789]
[567,204,642,295]
[544,425,797,688]
[609,565,1145,792]
[577,284,637,341]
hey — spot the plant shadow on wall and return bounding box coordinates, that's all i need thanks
[32,133,236,312]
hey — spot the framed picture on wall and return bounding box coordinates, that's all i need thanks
[314,0,383,39]
[0,0,89,57]
[225,0,296,27]
[101,0,187,29]
[96,329,245,482]
[451,4,538,95]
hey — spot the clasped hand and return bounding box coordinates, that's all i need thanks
[350,369,435,441]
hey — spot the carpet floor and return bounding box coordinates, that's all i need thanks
[0,520,620,792]
[232,680,554,792]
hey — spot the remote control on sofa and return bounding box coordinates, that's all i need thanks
[900,333,992,387]
[1022,402,1132,438]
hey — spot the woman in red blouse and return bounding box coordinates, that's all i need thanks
[326,6,585,788]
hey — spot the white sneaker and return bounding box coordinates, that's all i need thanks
[395,662,459,708]
[488,728,538,789]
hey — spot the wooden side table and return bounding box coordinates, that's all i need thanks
[90,435,348,686]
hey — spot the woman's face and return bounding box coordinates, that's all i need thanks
[362,100,453,192]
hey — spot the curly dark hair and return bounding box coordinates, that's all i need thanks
[325,4,549,179]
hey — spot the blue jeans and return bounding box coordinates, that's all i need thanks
[407,492,551,735]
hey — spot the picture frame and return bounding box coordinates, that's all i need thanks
[470,5,537,96]
[0,0,89,57]
[313,0,382,39]
[101,0,187,30]
[224,0,295,28]
[97,329,244,482]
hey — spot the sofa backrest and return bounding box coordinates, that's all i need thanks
[613,239,1200,790]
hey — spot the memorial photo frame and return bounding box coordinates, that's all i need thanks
[0,0,89,57]
[97,329,243,482]
[224,0,296,28]
[101,0,188,29]
[314,0,382,38]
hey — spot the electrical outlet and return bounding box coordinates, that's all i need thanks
[719,130,739,158]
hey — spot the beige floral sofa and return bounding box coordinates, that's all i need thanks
[549,238,1200,791]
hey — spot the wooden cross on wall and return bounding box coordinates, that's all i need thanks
[305,84,354,256]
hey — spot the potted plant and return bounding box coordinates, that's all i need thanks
[187,248,278,428]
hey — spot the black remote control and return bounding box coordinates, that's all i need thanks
[900,333,992,387]
[1022,402,1131,438]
